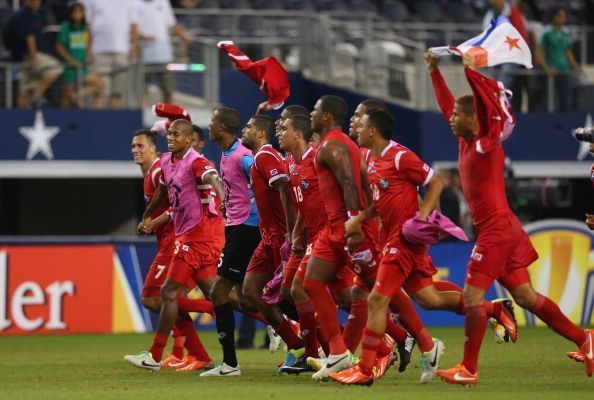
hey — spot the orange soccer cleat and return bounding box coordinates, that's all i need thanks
[436,364,478,386]
[567,350,585,363]
[492,299,518,343]
[176,356,213,372]
[329,365,374,386]
[161,354,188,369]
[579,330,594,377]
[373,352,394,379]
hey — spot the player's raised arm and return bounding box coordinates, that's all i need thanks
[425,50,456,121]
[318,139,361,213]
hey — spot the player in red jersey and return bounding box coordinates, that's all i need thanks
[239,115,305,364]
[125,120,226,372]
[331,107,446,386]
[275,114,357,374]
[424,52,593,384]
[130,129,214,371]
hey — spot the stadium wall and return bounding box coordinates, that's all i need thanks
[1,219,592,336]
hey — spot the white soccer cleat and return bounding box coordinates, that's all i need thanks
[266,325,283,353]
[488,317,507,344]
[123,351,161,372]
[199,362,241,377]
[311,351,352,380]
[419,338,445,384]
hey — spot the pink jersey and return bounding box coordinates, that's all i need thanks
[220,139,254,226]
[160,148,205,236]
[251,144,288,244]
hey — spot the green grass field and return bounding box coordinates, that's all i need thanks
[1,327,592,400]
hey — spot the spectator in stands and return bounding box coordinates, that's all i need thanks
[483,0,529,111]
[82,0,140,108]
[11,0,64,108]
[55,1,105,108]
[136,0,191,104]
[536,7,582,112]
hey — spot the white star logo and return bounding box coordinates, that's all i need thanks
[577,113,593,161]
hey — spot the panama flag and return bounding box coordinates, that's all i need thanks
[430,16,532,69]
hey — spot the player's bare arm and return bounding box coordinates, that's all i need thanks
[317,139,361,212]
[290,211,306,255]
[139,183,167,233]
[418,175,444,221]
[203,170,225,205]
[271,177,297,242]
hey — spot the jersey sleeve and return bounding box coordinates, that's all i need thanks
[191,157,217,185]
[151,165,163,189]
[394,150,434,187]
[430,68,456,122]
[255,152,288,186]
[465,67,516,154]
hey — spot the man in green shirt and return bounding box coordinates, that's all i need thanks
[537,7,582,111]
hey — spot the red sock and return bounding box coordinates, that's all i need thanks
[433,281,463,292]
[272,319,302,350]
[454,297,493,316]
[296,301,320,358]
[529,293,586,346]
[385,316,407,343]
[390,291,433,352]
[377,337,392,357]
[359,328,383,376]
[247,311,269,325]
[462,305,487,374]
[177,298,214,316]
[149,332,168,362]
[177,314,210,361]
[343,300,367,353]
[303,279,346,354]
[171,325,185,359]
[317,325,330,356]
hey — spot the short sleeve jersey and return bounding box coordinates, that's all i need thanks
[368,142,433,252]
[288,146,327,241]
[251,144,288,243]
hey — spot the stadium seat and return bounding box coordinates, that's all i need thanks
[445,1,478,23]
[251,0,285,10]
[412,0,444,23]
[220,0,252,9]
[381,0,413,22]
[199,0,221,9]
[329,42,360,90]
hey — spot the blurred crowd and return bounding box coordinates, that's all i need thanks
[0,0,592,110]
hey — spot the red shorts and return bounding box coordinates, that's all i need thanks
[166,236,219,286]
[466,213,538,291]
[296,243,355,294]
[282,253,302,289]
[142,252,174,298]
[403,254,438,294]
[373,244,429,298]
[311,225,379,285]
[209,216,226,259]
[246,240,282,276]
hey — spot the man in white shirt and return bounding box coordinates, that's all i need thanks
[82,0,140,107]
[135,0,190,103]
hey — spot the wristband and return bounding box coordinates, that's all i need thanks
[347,210,360,219]
[166,211,173,221]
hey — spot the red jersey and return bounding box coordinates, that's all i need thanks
[315,128,367,238]
[431,67,512,227]
[251,144,288,244]
[288,146,327,241]
[367,141,433,253]
[144,158,174,252]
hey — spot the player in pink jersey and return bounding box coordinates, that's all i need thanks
[130,129,214,371]
[424,51,593,384]
[125,120,226,372]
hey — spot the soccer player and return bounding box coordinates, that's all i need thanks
[124,119,225,372]
[130,129,213,371]
[201,107,264,377]
[238,115,306,360]
[330,108,445,386]
[424,51,593,384]
[275,114,356,374]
